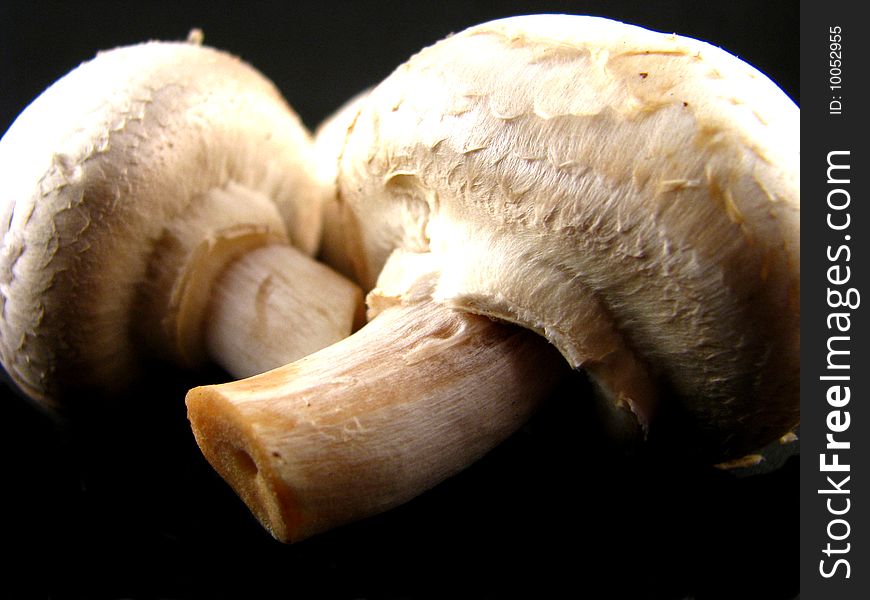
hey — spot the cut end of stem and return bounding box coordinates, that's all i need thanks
[186,385,303,542]
[186,296,570,543]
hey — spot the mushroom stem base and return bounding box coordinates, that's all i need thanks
[186,298,569,542]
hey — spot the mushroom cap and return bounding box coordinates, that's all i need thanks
[0,40,325,404]
[324,15,800,458]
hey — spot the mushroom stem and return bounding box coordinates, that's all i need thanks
[205,243,365,378]
[186,297,569,542]
[134,182,365,381]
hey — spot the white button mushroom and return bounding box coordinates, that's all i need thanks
[190,14,799,542]
[0,37,363,407]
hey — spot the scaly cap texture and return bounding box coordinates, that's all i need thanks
[325,15,800,458]
[0,41,325,404]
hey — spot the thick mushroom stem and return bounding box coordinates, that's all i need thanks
[134,182,364,380]
[205,244,365,378]
[186,297,569,542]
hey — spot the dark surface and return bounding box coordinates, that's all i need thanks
[2,0,799,134]
[2,2,798,599]
[4,364,799,600]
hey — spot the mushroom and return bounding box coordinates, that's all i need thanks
[0,35,363,408]
[186,14,799,542]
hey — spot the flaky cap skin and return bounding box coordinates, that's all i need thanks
[0,41,324,406]
[327,15,799,459]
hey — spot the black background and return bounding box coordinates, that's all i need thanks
[2,2,798,599]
